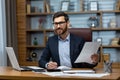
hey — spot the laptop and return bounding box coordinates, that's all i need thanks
[5,47,44,71]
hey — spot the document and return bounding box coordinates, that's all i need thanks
[75,42,100,64]
[42,72,110,78]
[57,66,71,70]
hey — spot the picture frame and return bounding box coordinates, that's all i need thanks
[89,1,98,11]
[61,1,70,11]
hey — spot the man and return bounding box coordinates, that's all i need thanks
[39,11,99,69]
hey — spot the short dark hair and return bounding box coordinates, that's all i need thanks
[52,11,69,22]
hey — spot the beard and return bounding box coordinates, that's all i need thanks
[54,25,67,36]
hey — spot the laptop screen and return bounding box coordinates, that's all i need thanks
[5,47,21,70]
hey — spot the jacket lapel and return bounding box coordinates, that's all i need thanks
[53,36,60,65]
[70,34,75,63]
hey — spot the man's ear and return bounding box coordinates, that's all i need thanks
[67,21,70,28]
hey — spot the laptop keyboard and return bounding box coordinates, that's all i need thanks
[20,66,32,71]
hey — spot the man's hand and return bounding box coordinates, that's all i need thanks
[47,61,58,69]
[91,54,99,64]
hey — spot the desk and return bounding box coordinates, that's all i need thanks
[0,67,119,80]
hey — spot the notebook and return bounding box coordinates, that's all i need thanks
[5,47,44,71]
[63,70,95,74]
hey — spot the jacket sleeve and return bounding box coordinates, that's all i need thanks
[38,39,51,68]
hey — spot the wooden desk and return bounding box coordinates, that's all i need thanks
[0,67,119,80]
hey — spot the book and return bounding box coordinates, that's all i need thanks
[45,1,50,13]
[63,70,95,74]
[27,4,31,13]
[80,0,83,11]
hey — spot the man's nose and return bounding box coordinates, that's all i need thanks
[57,24,60,28]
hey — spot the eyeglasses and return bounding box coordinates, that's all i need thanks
[53,21,66,27]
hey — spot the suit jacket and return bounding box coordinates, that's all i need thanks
[39,33,97,68]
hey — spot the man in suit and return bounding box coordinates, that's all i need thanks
[39,11,99,69]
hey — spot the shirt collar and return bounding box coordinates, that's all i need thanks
[58,33,70,42]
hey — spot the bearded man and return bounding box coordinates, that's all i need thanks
[39,11,99,69]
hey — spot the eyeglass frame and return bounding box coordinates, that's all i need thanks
[52,21,66,27]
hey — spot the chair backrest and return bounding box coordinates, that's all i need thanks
[68,28,92,42]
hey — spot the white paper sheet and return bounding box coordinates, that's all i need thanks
[57,66,71,70]
[75,42,100,64]
[42,72,110,78]
[27,66,44,69]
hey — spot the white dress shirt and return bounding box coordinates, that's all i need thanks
[58,34,72,67]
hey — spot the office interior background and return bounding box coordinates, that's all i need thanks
[0,0,17,66]
[0,0,120,68]
[0,0,6,66]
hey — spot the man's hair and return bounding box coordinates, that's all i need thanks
[52,11,69,22]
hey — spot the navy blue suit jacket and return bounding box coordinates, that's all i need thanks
[39,33,97,68]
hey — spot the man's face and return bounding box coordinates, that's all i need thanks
[53,16,68,35]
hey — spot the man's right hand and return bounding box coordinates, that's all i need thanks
[47,61,58,69]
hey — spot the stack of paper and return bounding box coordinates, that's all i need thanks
[42,71,110,78]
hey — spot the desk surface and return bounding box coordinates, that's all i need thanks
[0,67,119,80]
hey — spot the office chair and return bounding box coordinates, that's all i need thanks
[68,28,92,42]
